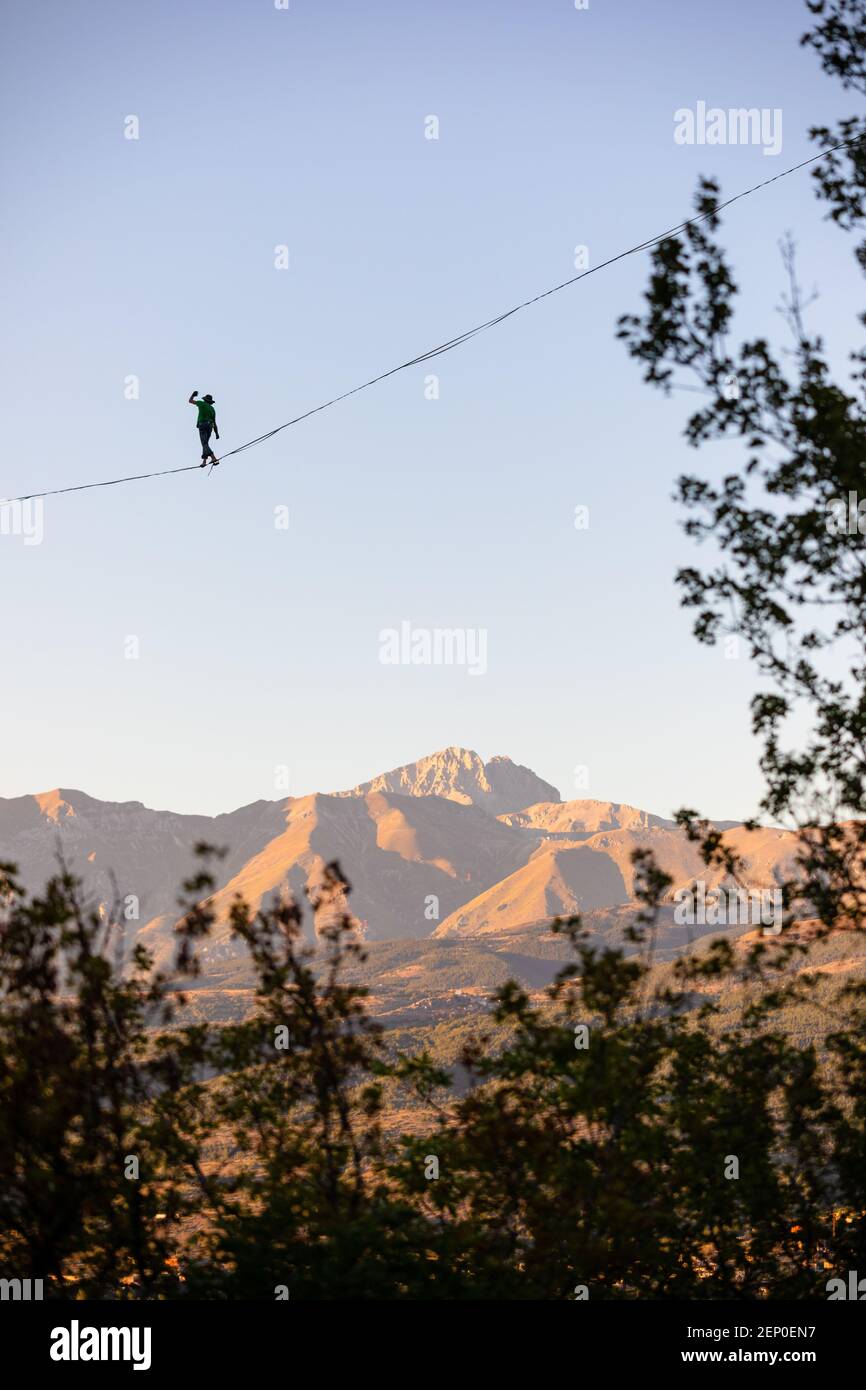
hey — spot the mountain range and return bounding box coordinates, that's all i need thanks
[0,748,800,986]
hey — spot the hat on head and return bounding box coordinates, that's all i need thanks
[202,394,214,403]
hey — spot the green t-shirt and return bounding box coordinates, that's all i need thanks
[196,399,216,424]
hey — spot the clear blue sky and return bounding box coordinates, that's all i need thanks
[0,0,858,818]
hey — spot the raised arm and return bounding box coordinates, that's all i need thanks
[188,390,198,404]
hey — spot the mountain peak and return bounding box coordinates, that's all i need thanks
[337,747,560,815]
[34,789,76,823]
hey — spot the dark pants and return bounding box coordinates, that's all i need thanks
[198,423,217,460]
